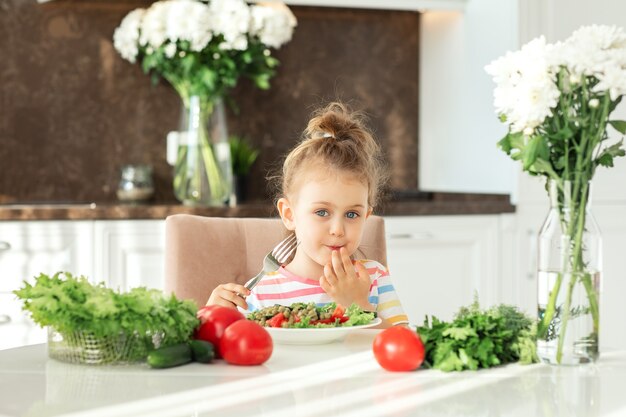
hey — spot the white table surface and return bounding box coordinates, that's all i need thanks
[1,329,625,417]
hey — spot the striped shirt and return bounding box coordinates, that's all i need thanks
[243,259,409,326]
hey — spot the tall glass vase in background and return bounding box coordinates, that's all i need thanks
[537,180,601,365]
[173,96,232,206]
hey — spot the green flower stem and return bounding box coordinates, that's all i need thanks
[172,146,187,193]
[170,83,229,204]
[538,275,562,339]
[198,120,228,200]
[556,181,588,363]
[539,88,608,363]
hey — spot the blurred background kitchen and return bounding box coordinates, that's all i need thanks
[2,0,626,351]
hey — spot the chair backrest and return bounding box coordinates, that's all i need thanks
[164,214,387,307]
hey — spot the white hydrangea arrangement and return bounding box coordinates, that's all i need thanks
[113,0,296,206]
[113,0,297,103]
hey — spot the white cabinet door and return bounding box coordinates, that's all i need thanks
[94,220,165,291]
[0,221,94,350]
[499,205,547,315]
[383,215,500,324]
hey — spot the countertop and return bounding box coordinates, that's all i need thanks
[0,331,623,417]
[0,193,515,221]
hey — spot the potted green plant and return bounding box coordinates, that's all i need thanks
[229,135,260,204]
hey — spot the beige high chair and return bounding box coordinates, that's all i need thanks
[164,214,388,307]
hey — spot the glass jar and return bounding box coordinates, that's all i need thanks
[536,180,601,365]
[117,164,154,203]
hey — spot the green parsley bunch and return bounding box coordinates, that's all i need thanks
[416,300,537,372]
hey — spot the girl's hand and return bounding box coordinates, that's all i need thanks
[206,283,250,310]
[320,247,373,309]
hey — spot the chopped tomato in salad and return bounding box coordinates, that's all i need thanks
[247,302,376,329]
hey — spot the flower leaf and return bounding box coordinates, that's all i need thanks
[523,136,542,170]
[596,140,626,168]
[609,120,626,134]
[497,132,523,156]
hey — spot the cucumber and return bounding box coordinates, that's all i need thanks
[189,339,215,363]
[147,343,193,369]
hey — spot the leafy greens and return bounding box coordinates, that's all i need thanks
[14,272,199,347]
[416,300,538,371]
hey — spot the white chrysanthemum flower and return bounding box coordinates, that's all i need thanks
[208,0,250,51]
[486,36,560,133]
[509,78,560,133]
[568,25,626,51]
[139,1,169,49]
[558,25,626,79]
[250,3,297,49]
[113,8,145,63]
[593,65,626,100]
[165,0,213,51]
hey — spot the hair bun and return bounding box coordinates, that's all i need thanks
[305,102,359,140]
[274,101,389,208]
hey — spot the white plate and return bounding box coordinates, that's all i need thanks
[266,318,382,345]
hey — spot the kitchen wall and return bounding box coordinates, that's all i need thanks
[0,0,419,204]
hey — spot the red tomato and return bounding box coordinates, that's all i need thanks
[266,312,286,328]
[194,306,245,357]
[197,305,219,324]
[220,320,273,366]
[332,305,346,319]
[372,326,425,372]
[312,316,349,325]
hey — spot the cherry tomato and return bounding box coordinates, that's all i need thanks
[372,326,425,372]
[194,306,245,357]
[220,320,273,366]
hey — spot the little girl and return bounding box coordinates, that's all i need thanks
[207,102,409,327]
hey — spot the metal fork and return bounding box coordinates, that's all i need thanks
[243,233,299,292]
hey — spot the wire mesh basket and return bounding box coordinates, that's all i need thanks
[47,327,162,365]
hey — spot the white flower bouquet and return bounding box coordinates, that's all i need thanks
[113,0,296,102]
[113,0,296,205]
[486,25,626,364]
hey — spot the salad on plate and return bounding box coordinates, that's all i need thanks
[247,302,376,329]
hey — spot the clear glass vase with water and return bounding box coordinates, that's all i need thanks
[172,95,232,206]
[536,180,601,365]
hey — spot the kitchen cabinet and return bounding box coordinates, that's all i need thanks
[0,221,94,350]
[0,220,165,350]
[94,220,165,291]
[383,215,501,324]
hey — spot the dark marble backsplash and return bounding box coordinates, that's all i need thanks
[0,0,419,204]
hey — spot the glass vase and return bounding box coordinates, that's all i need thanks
[173,95,232,206]
[537,180,601,365]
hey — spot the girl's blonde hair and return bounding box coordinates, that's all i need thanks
[274,102,388,208]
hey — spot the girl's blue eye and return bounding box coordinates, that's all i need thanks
[315,209,329,217]
[346,211,359,219]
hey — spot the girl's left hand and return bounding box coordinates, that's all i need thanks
[320,247,372,309]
